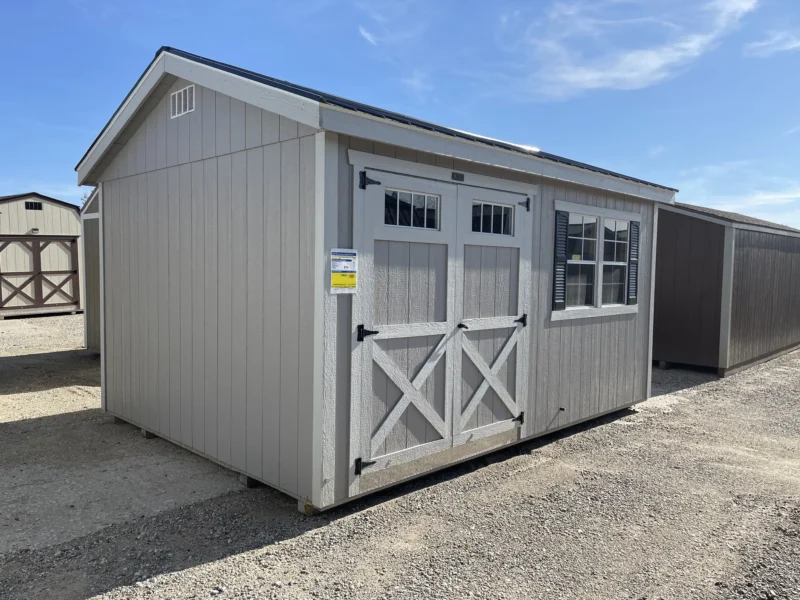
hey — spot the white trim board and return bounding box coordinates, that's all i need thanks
[554,200,641,222]
[332,107,675,204]
[659,204,800,240]
[718,225,735,370]
[348,150,538,198]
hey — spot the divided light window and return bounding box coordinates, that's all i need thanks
[384,189,440,230]
[170,85,195,119]
[25,201,43,211]
[471,201,514,236]
[602,219,629,305]
[566,214,598,307]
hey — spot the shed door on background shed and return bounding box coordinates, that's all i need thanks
[350,169,532,491]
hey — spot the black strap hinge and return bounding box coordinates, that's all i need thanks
[518,197,530,212]
[359,171,381,190]
[354,457,377,475]
[512,412,525,425]
[514,313,527,327]
[357,324,379,342]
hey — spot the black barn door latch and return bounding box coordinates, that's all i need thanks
[357,324,379,342]
[355,457,377,475]
[359,171,381,189]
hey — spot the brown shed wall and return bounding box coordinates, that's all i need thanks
[653,209,725,368]
[729,230,800,369]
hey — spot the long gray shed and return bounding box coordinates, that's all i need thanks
[76,47,677,512]
[654,202,800,377]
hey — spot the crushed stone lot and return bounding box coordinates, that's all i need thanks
[0,315,798,599]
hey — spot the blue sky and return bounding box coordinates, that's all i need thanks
[1,0,799,226]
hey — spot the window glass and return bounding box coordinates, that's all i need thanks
[566,263,595,308]
[602,265,626,305]
[385,189,440,230]
[471,201,515,236]
[492,205,503,234]
[567,214,597,262]
[482,203,492,233]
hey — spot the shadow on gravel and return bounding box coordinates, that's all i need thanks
[650,364,717,397]
[0,407,636,600]
[0,350,100,396]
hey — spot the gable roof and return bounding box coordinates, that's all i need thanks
[673,202,800,235]
[0,192,80,213]
[76,46,677,202]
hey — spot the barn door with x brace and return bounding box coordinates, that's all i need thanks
[350,166,532,491]
[350,169,459,492]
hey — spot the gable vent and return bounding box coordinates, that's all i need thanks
[170,84,195,119]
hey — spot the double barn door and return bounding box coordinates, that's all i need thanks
[351,169,532,487]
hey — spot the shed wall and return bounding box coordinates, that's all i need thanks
[99,78,319,500]
[83,218,101,352]
[0,198,80,236]
[329,136,655,504]
[729,229,800,368]
[652,210,725,368]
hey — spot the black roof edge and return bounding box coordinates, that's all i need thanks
[0,193,80,212]
[78,45,679,194]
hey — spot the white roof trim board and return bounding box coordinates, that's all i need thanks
[76,47,677,203]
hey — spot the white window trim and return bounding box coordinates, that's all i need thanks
[553,200,641,322]
[384,187,441,231]
[170,84,195,119]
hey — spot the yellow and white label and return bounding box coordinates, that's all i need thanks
[331,249,358,294]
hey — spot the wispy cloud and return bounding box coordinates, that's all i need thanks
[649,144,667,158]
[676,159,800,228]
[785,125,800,136]
[744,30,800,57]
[359,26,378,45]
[401,70,433,93]
[491,0,759,100]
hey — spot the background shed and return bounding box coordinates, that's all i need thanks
[0,192,82,318]
[654,202,800,376]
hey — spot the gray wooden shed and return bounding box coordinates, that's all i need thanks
[0,192,82,318]
[654,202,800,377]
[76,47,677,512]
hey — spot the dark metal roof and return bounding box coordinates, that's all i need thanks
[78,46,678,194]
[0,193,80,213]
[674,202,800,234]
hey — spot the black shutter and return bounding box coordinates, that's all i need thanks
[553,210,569,311]
[627,221,640,305]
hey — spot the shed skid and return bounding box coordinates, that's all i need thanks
[80,48,673,512]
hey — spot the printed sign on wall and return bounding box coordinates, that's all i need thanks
[330,249,358,294]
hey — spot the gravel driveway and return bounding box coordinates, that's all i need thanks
[1,315,798,599]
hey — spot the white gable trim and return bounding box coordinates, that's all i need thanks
[321,106,676,204]
[77,51,322,186]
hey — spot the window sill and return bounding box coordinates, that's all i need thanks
[550,304,638,322]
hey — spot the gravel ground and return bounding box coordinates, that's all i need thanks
[0,316,798,599]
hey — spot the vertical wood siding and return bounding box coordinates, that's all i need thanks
[100,82,318,499]
[83,218,101,351]
[0,199,80,236]
[729,230,800,368]
[652,210,725,368]
[331,137,656,501]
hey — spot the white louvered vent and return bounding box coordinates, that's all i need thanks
[170,85,195,119]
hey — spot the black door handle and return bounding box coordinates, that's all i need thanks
[457,323,469,330]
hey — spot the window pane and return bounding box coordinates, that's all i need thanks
[616,241,628,263]
[604,265,626,285]
[482,203,492,233]
[412,194,426,228]
[616,221,629,243]
[472,202,481,232]
[604,219,616,241]
[426,196,438,229]
[502,206,512,235]
[602,284,624,305]
[567,238,581,260]
[582,283,595,306]
[567,285,582,308]
[569,214,583,237]
[384,190,398,225]
[581,264,596,286]
[604,240,616,262]
[492,205,503,234]
[566,263,581,285]
[583,216,597,239]
[582,237,596,261]
[398,192,412,226]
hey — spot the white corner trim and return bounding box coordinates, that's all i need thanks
[327,106,676,204]
[551,304,638,322]
[81,213,100,220]
[347,149,538,198]
[718,225,735,369]
[555,200,641,222]
[98,182,106,410]
[646,204,659,399]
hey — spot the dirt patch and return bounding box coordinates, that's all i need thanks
[0,315,798,599]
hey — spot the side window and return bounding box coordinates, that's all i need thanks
[384,189,440,230]
[566,214,597,308]
[471,201,514,236]
[602,219,629,306]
